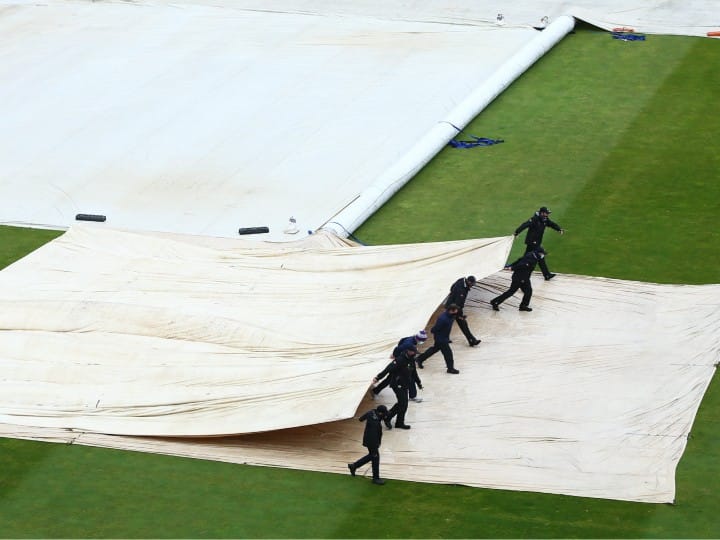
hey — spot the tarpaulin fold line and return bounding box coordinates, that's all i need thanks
[1,226,719,503]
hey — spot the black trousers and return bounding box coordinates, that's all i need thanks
[492,278,532,308]
[525,244,551,278]
[416,341,454,369]
[456,316,478,344]
[388,384,409,426]
[352,445,380,479]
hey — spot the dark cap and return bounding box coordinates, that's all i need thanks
[376,405,389,415]
[447,303,460,311]
[466,275,477,284]
[539,206,551,214]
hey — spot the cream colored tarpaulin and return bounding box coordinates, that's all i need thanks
[0,226,512,436]
[1,244,718,503]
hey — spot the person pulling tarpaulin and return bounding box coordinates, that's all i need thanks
[373,347,422,430]
[445,276,481,347]
[372,330,427,402]
[514,206,564,280]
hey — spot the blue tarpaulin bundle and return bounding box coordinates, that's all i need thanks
[449,136,504,149]
[612,31,646,41]
[446,122,504,149]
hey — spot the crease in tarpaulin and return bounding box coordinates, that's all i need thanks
[0,234,719,501]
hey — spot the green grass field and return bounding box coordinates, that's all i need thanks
[1,26,719,538]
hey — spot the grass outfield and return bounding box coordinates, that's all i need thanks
[1,26,719,538]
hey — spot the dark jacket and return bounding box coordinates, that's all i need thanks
[392,335,419,358]
[508,252,539,282]
[376,351,421,389]
[445,277,472,312]
[515,213,562,248]
[358,409,383,449]
[431,310,455,345]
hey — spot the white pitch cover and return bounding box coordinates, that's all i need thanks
[1,0,714,239]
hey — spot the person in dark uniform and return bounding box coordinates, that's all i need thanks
[446,275,481,346]
[514,206,564,280]
[490,248,545,312]
[415,304,460,374]
[392,330,427,358]
[347,404,388,485]
[372,330,427,401]
[373,347,422,429]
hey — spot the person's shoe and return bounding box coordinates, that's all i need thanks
[519,306,533,312]
[469,338,481,347]
[545,273,556,281]
[416,360,424,369]
[395,423,411,429]
[384,418,392,430]
[347,463,356,477]
[446,368,460,374]
[490,301,500,311]
[372,478,386,485]
[410,396,423,403]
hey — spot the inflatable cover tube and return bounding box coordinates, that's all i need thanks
[322,15,575,237]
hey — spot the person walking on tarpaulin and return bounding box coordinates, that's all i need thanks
[445,275,481,346]
[514,206,564,280]
[416,304,461,374]
[374,347,422,430]
[372,330,427,402]
[347,405,389,485]
[490,248,545,312]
